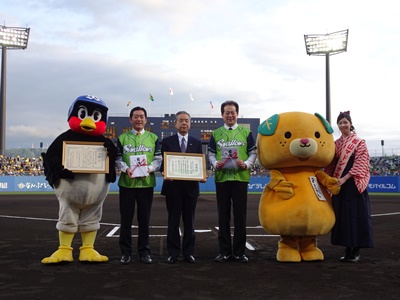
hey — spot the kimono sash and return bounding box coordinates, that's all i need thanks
[333,133,362,179]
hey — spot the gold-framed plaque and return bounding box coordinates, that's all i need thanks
[62,141,109,174]
[164,152,206,181]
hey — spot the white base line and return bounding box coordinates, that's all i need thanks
[106,226,211,238]
[246,242,255,251]
[3,212,399,252]
[107,225,259,251]
[0,215,57,222]
[372,212,400,217]
[106,226,119,237]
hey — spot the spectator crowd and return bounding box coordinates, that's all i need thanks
[0,155,44,176]
[1,154,399,177]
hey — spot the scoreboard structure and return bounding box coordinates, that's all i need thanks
[106,114,260,155]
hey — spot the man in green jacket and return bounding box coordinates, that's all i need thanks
[208,100,257,263]
[116,106,162,264]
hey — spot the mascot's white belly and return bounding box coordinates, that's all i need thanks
[54,174,109,233]
[54,174,109,204]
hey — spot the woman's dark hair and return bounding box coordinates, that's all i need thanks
[337,111,355,132]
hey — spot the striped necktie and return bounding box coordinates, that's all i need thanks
[180,138,186,153]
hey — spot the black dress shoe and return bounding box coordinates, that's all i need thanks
[347,254,360,263]
[140,255,152,264]
[184,255,195,263]
[349,247,360,262]
[120,255,131,265]
[167,256,177,264]
[214,254,231,262]
[234,255,249,263]
[340,247,353,262]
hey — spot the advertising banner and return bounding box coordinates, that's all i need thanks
[0,176,398,193]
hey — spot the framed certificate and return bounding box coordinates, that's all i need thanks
[62,141,109,173]
[163,152,206,181]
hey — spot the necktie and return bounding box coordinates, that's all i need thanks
[136,132,141,136]
[229,127,232,130]
[180,138,186,153]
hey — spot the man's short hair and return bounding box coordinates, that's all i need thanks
[221,100,239,114]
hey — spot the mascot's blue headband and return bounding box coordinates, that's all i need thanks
[258,112,334,136]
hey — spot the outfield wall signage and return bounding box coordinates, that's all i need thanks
[0,176,398,193]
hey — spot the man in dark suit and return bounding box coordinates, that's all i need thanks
[161,111,205,264]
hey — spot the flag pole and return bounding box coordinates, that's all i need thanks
[169,88,173,116]
[148,94,154,116]
[209,101,214,116]
[189,93,194,113]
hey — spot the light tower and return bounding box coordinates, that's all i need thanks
[0,25,30,154]
[304,29,349,124]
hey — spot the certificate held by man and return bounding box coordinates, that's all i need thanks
[164,152,206,181]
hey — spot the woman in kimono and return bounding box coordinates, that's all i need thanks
[325,111,374,262]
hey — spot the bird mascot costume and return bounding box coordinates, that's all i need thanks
[257,111,340,262]
[41,95,117,264]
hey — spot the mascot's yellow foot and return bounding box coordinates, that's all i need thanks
[277,248,301,262]
[277,236,301,262]
[300,247,324,261]
[299,237,324,261]
[41,246,73,264]
[79,245,108,262]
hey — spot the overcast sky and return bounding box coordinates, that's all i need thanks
[1,0,399,156]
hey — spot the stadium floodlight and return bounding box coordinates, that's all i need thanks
[0,25,30,155]
[304,29,349,124]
